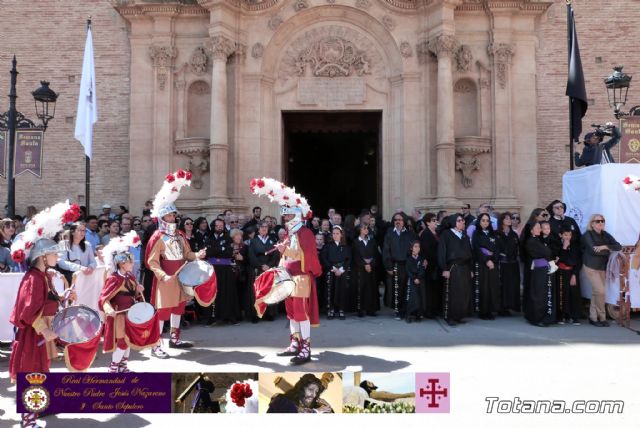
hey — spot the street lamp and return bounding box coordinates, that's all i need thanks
[604,66,632,119]
[0,56,58,217]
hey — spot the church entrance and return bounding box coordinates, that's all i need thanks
[283,111,381,219]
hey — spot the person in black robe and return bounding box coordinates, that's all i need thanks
[419,213,441,318]
[524,221,556,326]
[405,241,427,323]
[556,225,583,324]
[437,213,473,326]
[320,226,351,320]
[520,208,550,314]
[546,200,581,246]
[230,229,248,322]
[205,219,239,324]
[247,221,280,322]
[382,212,417,320]
[352,225,379,317]
[496,212,521,314]
[472,213,501,320]
[193,217,211,252]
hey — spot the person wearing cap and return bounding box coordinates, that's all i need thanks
[574,124,620,167]
[102,203,116,220]
[145,170,207,359]
[9,202,80,428]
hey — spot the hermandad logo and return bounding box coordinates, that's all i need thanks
[416,373,450,413]
[22,373,50,413]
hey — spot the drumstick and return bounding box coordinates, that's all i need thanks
[265,237,290,255]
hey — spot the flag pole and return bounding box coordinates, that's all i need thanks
[567,1,575,171]
[85,16,92,216]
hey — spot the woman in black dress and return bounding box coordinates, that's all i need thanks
[496,212,521,314]
[321,226,351,320]
[472,213,501,320]
[437,214,473,326]
[525,221,556,326]
[419,213,440,318]
[352,225,379,317]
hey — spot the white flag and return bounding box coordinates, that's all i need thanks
[74,26,97,159]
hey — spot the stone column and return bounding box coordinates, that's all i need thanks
[488,42,516,200]
[429,34,458,203]
[149,44,177,189]
[205,34,235,203]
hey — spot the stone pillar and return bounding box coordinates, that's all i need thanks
[149,44,177,189]
[429,34,458,203]
[488,42,516,200]
[206,34,235,204]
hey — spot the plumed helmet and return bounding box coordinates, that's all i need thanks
[28,238,68,265]
[157,203,177,219]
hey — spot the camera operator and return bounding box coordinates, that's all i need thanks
[574,122,620,167]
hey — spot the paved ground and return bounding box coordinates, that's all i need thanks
[1,309,639,427]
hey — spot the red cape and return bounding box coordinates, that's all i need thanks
[291,226,322,278]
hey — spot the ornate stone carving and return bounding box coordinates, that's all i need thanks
[400,41,413,58]
[175,138,210,190]
[456,155,480,188]
[240,0,279,11]
[278,26,385,83]
[428,35,459,58]
[189,81,210,95]
[252,42,264,59]
[293,0,308,11]
[326,0,337,3]
[477,60,490,88]
[488,43,515,89]
[454,79,474,93]
[456,45,473,72]
[455,136,491,188]
[175,80,186,91]
[205,35,235,61]
[355,0,371,9]
[268,15,283,31]
[416,40,431,65]
[383,0,419,9]
[149,44,177,68]
[189,46,208,75]
[294,37,371,77]
[233,43,247,64]
[149,45,177,90]
[382,15,396,31]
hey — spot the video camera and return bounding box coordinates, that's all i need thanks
[590,123,615,138]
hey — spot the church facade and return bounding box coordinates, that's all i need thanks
[0,0,634,218]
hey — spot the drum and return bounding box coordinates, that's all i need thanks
[127,302,155,325]
[178,260,215,297]
[51,305,102,345]
[257,267,296,304]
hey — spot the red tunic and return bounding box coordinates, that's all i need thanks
[9,268,59,382]
[99,272,138,352]
[283,226,322,325]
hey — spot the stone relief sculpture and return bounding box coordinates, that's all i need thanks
[456,45,473,72]
[456,155,480,188]
[252,42,265,59]
[149,44,177,90]
[488,43,515,89]
[189,46,208,75]
[400,41,413,58]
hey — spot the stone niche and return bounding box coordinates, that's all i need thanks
[187,80,211,138]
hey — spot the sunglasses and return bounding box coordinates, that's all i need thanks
[133,223,141,226]
[184,222,193,226]
[540,213,549,218]
[512,216,520,220]
[593,219,605,224]
[456,218,465,222]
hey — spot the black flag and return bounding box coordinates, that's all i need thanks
[566,4,588,142]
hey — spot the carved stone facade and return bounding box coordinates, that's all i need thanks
[102,0,554,217]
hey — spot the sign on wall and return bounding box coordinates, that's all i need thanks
[14,129,43,177]
[620,115,640,163]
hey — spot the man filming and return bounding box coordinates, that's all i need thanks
[574,122,620,167]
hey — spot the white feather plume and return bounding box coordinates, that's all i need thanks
[250,177,311,218]
[102,231,142,272]
[150,169,192,218]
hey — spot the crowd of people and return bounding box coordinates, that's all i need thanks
[2,198,626,331]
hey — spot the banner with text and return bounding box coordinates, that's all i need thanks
[14,129,43,177]
[620,115,640,163]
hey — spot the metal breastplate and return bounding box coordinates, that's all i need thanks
[161,233,184,260]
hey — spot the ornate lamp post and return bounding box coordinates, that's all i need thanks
[0,56,57,217]
[604,66,632,119]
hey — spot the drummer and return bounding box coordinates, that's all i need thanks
[99,232,149,373]
[145,170,207,359]
[9,202,80,428]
